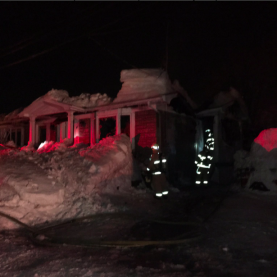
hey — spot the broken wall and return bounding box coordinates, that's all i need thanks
[160,111,196,187]
[135,109,157,148]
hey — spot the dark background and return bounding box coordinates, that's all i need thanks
[1,2,277,128]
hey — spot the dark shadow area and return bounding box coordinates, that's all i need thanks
[100,117,116,140]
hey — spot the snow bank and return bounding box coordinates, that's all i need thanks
[244,128,277,192]
[114,68,174,103]
[45,89,112,108]
[5,140,17,148]
[253,128,277,152]
[79,134,133,194]
[0,134,135,230]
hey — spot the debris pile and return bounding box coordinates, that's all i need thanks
[45,89,111,108]
[0,134,135,230]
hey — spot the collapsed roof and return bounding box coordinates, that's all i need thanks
[45,89,112,108]
[0,69,249,123]
[196,87,249,121]
[113,68,176,104]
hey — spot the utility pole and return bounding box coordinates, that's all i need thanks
[165,19,169,72]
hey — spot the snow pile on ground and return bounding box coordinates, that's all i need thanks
[79,135,133,193]
[0,144,6,150]
[36,138,73,153]
[0,134,137,230]
[5,140,17,148]
[253,128,277,152]
[21,141,35,152]
[245,128,277,192]
[45,89,111,108]
[114,68,174,103]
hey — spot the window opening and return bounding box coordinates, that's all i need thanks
[121,115,130,137]
[100,117,116,140]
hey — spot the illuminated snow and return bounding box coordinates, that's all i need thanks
[254,128,277,152]
[0,134,143,230]
[236,129,277,192]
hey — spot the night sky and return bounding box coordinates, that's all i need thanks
[1,3,277,115]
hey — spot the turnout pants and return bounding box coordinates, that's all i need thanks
[152,173,168,197]
[195,168,209,185]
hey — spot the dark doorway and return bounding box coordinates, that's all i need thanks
[50,125,57,142]
[121,115,130,137]
[100,117,116,140]
[11,131,16,143]
[40,126,46,143]
[16,130,21,146]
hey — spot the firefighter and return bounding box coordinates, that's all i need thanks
[205,129,214,152]
[195,148,213,186]
[146,143,168,198]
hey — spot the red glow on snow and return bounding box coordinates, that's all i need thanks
[254,128,277,152]
[38,141,47,150]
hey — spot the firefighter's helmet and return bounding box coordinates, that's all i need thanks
[151,143,159,150]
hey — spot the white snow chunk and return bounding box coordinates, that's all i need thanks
[245,128,277,192]
[5,141,17,148]
[0,133,138,230]
[45,89,112,108]
[253,128,277,152]
[114,68,175,103]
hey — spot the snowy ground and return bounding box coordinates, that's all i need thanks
[0,186,277,277]
[0,136,277,276]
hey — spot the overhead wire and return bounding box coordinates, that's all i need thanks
[0,4,101,58]
[0,2,168,90]
[0,5,149,70]
[0,35,88,70]
[0,3,121,63]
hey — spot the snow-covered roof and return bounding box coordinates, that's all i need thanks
[14,68,181,119]
[19,89,112,118]
[46,89,112,108]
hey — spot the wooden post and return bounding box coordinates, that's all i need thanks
[60,122,65,141]
[35,124,39,144]
[96,112,99,143]
[67,111,74,140]
[116,108,121,135]
[29,116,36,144]
[90,113,95,146]
[130,111,136,150]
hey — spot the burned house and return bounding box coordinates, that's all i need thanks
[0,68,251,187]
[0,69,197,187]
